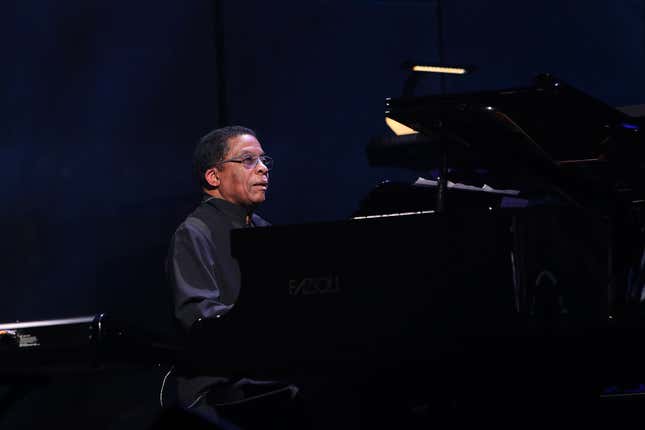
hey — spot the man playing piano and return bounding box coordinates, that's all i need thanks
[161,126,304,429]
[160,126,435,430]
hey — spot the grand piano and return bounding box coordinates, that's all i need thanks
[205,75,645,416]
[367,73,645,323]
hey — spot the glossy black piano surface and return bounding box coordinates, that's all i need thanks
[383,73,642,161]
[188,209,613,379]
[194,210,635,407]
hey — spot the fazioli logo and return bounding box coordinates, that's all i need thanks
[289,275,341,296]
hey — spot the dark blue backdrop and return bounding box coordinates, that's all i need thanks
[1,1,644,427]
[1,0,644,353]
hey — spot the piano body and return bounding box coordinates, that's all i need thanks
[227,210,516,369]
[200,75,645,411]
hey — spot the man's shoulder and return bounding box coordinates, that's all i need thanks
[181,215,210,232]
[172,215,211,242]
[173,202,231,237]
[183,202,226,226]
[173,202,210,230]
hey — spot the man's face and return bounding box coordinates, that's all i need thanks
[215,134,269,208]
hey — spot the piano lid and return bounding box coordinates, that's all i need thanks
[369,74,645,207]
[383,73,635,163]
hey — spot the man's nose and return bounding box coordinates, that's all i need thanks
[256,159,269,173]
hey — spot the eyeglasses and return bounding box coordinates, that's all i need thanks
[217,154,273,171]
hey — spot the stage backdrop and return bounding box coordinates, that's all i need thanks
[1,1,644,427]
[2,0,644,346]
[1,0,644,345]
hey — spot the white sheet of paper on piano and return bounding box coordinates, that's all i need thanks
[414,177,520,196]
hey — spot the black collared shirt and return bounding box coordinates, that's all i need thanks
[163,196,279,412]
[167,195,270,333]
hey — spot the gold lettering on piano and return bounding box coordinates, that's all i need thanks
[288,275,341,296]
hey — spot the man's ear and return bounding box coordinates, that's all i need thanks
[204,167,220,188]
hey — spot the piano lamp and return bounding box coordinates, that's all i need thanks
[401,61,473,97]
[410,64,469,75]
